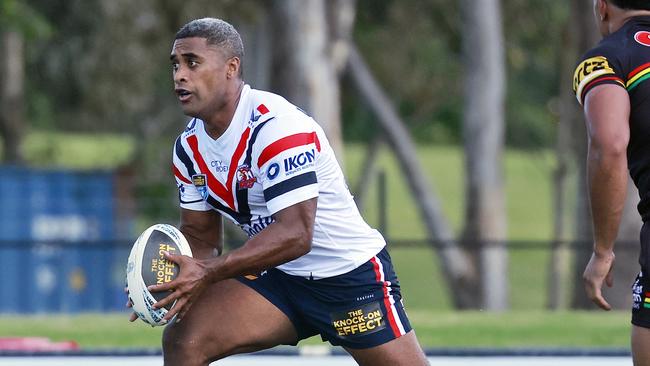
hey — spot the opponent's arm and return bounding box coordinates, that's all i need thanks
[582,83,630,310]
[151,197,316,321]
[180,208,223,259]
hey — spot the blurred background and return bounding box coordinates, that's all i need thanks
[0,0,637,354]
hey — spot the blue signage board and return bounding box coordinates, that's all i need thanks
[0,167,128,313]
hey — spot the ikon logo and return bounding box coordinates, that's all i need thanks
[267,163,280,180]
[284,149,316,172]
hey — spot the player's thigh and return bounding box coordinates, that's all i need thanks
[632,325,650,366]
[344,330,429,366]
[163,278,298,361]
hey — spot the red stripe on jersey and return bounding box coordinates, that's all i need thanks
[257,104,269,115]
[581,76,624,102]
[629,62,650,79]
[370,257,401,338]
[257,132,321,168]
[314,132,321,151]
[173,164,192,184]
[186,134,235,209]
[226,127,252,189]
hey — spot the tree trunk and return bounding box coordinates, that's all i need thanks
[270,0,348,159]
[325,0,356,75]
[353,133,385,211]
[549,1,581,310]
[238,16,272,91]
[0,31,25,164]
[460,0,508,311]
[347,45,477,309]
[548,75,574,309]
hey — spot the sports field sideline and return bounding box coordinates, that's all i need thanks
[0,347,633,366]
[0,355,632,365]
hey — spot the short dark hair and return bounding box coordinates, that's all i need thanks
[175,18,244,76]
[610,0,650,10]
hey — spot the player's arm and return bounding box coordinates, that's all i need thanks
[180,208,223,259]
[582,83,630,310]
[207,197,315,279]
[151,198,316,321]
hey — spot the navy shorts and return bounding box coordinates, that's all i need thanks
[237,247,412,349]
[632,270,650,328]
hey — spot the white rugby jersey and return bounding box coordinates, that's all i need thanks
[172,85,386,279]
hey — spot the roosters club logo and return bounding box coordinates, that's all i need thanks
[236,165,256,189]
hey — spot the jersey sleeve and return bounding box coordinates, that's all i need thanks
[172,134,211,212]
[573,46,626,105]
[253,114,321,215]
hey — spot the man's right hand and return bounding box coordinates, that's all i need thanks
[148,251,211,323]
[583,250,615,310]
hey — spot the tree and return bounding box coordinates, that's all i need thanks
[0,30,24,163]
[460,0,508,310]
[347,45,476,308]
[268,4,479,308]
[269,0,352,158]
[548,1,580,309]
[0,0,49,163]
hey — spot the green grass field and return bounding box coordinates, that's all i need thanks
[407,310,630,348]
[22,131,135,170]
[343,144,556,240]
[0,311,630,349]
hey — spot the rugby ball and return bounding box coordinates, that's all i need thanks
[126,224,192,326]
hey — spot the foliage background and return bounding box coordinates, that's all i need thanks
[0,0,574,232]
[10,0,570,149]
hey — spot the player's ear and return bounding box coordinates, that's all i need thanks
[597,0,608,22]
[227,57,240,79]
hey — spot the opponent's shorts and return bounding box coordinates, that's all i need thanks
[632,270,650,328]
[236,247,412,349]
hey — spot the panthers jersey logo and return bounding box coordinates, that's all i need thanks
[573,56,620,104]
[573,56,616,93]
[635,31,650,47]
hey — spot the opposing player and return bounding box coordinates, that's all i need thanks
[573,1,650,364]
[142,18,428,366]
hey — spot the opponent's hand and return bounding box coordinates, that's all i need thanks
[583,250,615,310]
[148,251,210,323]
[124,287,138,322]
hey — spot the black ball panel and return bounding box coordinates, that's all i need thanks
[140,229,181,309]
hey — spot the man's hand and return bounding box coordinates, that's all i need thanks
[148,251,211,323]
[583,250,616,310]
[125,287,138,322]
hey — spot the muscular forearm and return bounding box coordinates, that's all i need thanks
[181,227,222,259]
[587,143,628,255]
[179,209,224,259]
[201,221,311,282]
